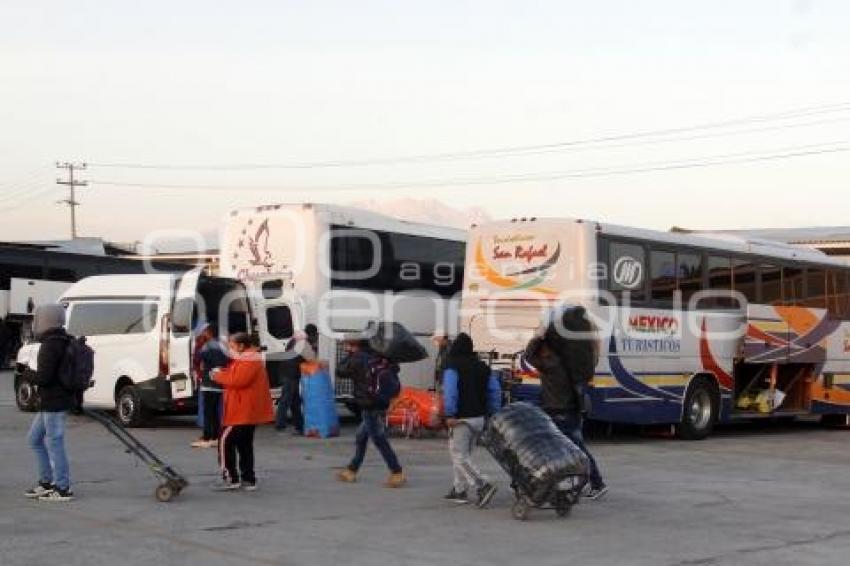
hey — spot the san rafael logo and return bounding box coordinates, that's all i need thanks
[613,256,643,289]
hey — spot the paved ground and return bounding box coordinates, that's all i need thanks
[2,370,850,566]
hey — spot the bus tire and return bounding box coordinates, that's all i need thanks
[14,372,39,412]
[678,377,718,440]
[116,385,146,428]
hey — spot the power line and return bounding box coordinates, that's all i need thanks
[89,141,850,192]
[0,186,58,212]
[87,100,850,171]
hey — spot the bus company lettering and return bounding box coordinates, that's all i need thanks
[492,243,550,263]
[620,337,681,353]
[628,315,680,335]
[493,234,535,244]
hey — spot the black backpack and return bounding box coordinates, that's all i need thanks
[59,336,95,392]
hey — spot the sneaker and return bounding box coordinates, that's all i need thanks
[211,479,241,491]
[384,471,406,489]
[242,481,258,492]
[24,482,55,499]
[336,469,357,483]
[444,488,469,504]
[39,488,74,502]
[476,482,498,508]
[191,439,208,448]
[584,485,609,500]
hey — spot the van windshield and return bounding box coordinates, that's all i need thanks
[68,302,159,336]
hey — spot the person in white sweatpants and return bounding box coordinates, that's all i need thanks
[442,333,502,508]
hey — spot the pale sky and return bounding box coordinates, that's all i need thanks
[1,1,849,247]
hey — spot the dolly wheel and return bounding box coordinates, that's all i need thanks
[555,492,572,517]
[155,483,176,503]
[511,498,530,521]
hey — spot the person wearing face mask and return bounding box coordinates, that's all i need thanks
[210,332,275,492]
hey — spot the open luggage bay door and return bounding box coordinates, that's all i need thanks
[168,268,204,401]
[244,274,302,364]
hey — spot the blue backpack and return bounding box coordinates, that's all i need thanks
[59,336,95,392]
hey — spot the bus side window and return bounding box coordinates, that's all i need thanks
[677,253,702,306]
[650,250,676,306]
[760,264,782,305]
[733,257,757,305]
[826,270,849,318]
[804,267,826,309]
[782,266,804,306]
[706,256,736,309]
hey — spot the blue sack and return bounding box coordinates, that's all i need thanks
[301,365,340,438]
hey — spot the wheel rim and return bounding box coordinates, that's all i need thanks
[119,395,135,422]
[688,389,712,430]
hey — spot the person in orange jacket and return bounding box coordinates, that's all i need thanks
[211,332,275,491]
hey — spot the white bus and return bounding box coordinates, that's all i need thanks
[461,217,850,439]
[220,203,467,406]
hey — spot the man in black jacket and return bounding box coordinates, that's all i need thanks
[524,306,607,500]
[25,304,75,501]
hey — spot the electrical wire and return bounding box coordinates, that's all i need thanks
[88,141,850,192]
[86,101,850,171]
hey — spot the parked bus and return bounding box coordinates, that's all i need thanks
[1,242,184,365]
[220,203,467,406]
[461,217,850,439]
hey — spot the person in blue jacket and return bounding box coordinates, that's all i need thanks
[442,333,502,508]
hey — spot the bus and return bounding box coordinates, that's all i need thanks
[461,217,850,439]
[220,203,466,405]
[0,241,184,365]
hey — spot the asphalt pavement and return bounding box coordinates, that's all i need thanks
[2,370,850,566]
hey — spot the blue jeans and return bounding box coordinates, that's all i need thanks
[28,411,70,490]
[551,413,604,489]
[348,410,402,474]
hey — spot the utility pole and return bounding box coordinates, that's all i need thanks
[56,161,87,239]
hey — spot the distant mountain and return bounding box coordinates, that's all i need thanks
[349,197,491,230]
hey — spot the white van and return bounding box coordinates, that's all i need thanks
[14,267,296,426]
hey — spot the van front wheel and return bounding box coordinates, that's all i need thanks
[117,385,146,427]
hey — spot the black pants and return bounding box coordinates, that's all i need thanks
[275,379,303,433]
[202,390,222,441]
[219,425,256,484]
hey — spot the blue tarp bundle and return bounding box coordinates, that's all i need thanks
[302,366,340,438]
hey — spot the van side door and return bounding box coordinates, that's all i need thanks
[168,268,204,400]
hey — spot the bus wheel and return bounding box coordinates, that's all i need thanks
[678,378,717,440]
[15,374,39,412]
[117,385,146,428]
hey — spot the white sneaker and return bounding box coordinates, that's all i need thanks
[39,488,74,502]
[24,482,54,499]
[211,479,241,491]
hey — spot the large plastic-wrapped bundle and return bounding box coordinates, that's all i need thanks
[301,362,340,438]
[484,402,588,505]
[367,322,428,364]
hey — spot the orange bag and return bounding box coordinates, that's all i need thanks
[387,387,444,430]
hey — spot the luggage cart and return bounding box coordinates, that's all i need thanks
[482,402,589,521]
[84,409,189,502]
[484,436,587,520]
